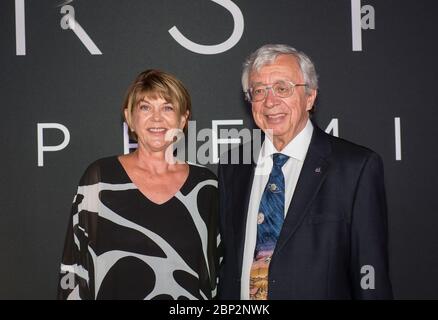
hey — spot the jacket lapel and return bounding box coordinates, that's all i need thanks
[275,126,332,253]
[230,145,257,276]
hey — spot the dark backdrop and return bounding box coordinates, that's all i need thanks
[1,0,437,299]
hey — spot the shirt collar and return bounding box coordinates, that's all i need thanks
[260,119,314,162]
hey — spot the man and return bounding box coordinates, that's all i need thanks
[218,44,392,299]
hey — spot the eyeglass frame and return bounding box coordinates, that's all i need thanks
[244,80,308,102]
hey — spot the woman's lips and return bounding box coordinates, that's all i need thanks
[147,127,167,134]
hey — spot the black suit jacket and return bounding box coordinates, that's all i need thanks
[217,125,393,299]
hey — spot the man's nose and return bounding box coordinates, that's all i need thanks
[264,87,278,108]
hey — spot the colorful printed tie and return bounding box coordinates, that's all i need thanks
[250,153,289,300]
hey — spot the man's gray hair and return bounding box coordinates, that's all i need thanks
[242,44,319,96]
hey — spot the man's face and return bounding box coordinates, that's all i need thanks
[249,54,317,150]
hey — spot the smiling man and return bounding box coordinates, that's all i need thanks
[217,44,393,300]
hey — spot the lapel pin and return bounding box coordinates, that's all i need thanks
[315,167,321,174]
[257,212,265,224]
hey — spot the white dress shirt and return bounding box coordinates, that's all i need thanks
[240,119,314,299]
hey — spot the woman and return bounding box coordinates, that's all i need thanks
[58,70,219,300]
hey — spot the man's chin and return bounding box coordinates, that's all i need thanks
[262,126,284,138]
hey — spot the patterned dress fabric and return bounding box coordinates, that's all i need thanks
[58,156,220,300]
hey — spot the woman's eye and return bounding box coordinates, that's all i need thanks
[163,105,174,111]
[139,104,150,111]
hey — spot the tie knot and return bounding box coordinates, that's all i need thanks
[272,153,289,168]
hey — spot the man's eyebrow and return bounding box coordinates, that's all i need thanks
[250,79,290,87]
[250,81,266,87]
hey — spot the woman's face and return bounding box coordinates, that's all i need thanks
[127,94,188,153]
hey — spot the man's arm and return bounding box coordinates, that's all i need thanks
[350,152,393,299]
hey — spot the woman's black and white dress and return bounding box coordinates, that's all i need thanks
[58,156,220,300]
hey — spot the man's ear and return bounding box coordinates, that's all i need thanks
[306,89,317,111]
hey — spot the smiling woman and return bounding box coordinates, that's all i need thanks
[57,70,220,300]
[123,69,191,142]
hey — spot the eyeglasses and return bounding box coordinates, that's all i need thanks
[245,81,307,102]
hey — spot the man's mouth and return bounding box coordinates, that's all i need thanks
[265,113,286,122]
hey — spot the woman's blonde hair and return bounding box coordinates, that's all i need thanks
[122,69,192,140]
